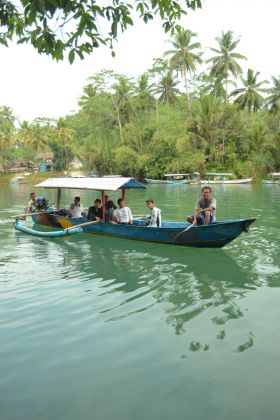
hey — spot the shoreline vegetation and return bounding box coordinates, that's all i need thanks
[0,30,279,178]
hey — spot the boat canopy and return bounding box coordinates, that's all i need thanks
[35,177,146,191]
[205,172,233,177]
[270,172,280,177]
[164,173,200,177]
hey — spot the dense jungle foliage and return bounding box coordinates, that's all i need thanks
[0,29,279,178]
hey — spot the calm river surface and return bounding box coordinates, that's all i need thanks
[0,181,280,420]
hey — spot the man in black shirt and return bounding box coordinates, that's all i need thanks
[88,199,103,221]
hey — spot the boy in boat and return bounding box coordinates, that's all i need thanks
[114,198,133,224]
[25,192,37,214]
[66,196,84,218]
[143,199,162,227]
[105,200,117,224]
[88,198,103,221]
[187,186,216,225]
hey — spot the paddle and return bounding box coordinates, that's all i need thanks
[174,223,194,241]
[10,210,56,219]
[63,219,100,231]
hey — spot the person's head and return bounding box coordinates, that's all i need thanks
[117,198,125,208]
[74,196,80,206]
[202,186,212,199]
[105,195,109,203]
[94,198,101,207]
[107,200,115,209]
[30,192,36,201]
[146,198,155,209]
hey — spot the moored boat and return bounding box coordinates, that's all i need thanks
[200,173,253,184]
[222,178,253,184]
[262,173,280,184]
[13,176,256,248]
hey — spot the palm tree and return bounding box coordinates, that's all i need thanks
[266,75,280,114]
[207,30,247,101]
[164,28,202,106]
[157,72,180,104]
[230,69,268,113]
[111,76,134,146]
[133,73,155,112]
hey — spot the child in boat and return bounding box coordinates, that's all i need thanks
[105,200,117,224]
[66,196,84,218]
[143,199,161,227]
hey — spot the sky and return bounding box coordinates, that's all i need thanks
[0,0,279,122]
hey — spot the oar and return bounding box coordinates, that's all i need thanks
[174,223,194,241]
[10,210,56,219]
[64,219,100,231]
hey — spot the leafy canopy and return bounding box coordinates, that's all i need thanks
[0,0,202,62]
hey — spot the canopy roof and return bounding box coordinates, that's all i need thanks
[35,177,146,191]
[270,172,280,177]
[205,172,233,177]
[164,172,200,177]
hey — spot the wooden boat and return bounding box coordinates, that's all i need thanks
[13,177,256,248]
[200,173,253,184]
[222,178,253,184]
[164,172,201,184]
[144,178,183,185]
[200,172,230,184]
[262,173,280,184]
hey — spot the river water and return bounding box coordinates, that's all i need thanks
[0,182,280,420]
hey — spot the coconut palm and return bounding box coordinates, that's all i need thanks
[164,28,202,105]
[157,72,180,104]
[133,73,155,113]
[266,75,280,114]
[111,76,134,145]
[207,30,247,101]
[230,69,268,113]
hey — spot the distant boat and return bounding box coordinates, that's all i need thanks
[262,172,280,184]
[222,178,253,184]
[164,172,200,184]
[200,173,253,184]
[145,178,183,185]
[145,172,200,185]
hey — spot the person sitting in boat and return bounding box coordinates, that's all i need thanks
[114,198,133,225]
[88,198,103,221]
[25,192,37,214]
[66,196,84,218]
[143,199,162,227]
[187,186,216,225]
[105,200,117,224]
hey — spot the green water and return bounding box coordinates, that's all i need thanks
[0,182,280,420]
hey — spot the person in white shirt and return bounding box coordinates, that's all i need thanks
[143,199,161,227]
[114,198,133,224]
[66,196,84,218]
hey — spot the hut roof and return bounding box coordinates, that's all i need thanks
[35,152,54,160]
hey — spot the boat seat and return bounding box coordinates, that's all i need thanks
[133,219,148,226]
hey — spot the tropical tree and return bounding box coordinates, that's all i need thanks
[111,76,134,146]
[164,28,202,106]
[50,118,76,170]
[266,75,280,114]
[207,30,247,101]
[0,106,16,168]
[230,69,268,113]
[157,72,180,105]
[0,0,202,61]
[133,73,155,113]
